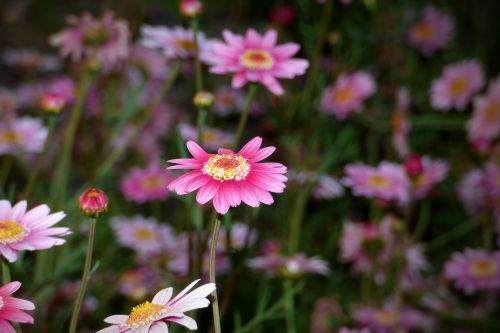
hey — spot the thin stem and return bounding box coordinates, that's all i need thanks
[232,84,257,150]
[283,279,296,333]
[1,259,11,284]
[191,19,204,92]
[412,200,430,241]
[197,107,208,145]
[209,213,222,333]
[68,218,96,333]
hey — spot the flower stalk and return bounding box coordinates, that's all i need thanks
[232,84,257,150]
[209,213,222,333]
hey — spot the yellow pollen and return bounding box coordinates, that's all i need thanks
[203,154,250,181]
[134,228,155,241]
[469,259,498,278]
[141,176,165,190]
[0,131,19,144]
[450,78,467,96]
[332,87,354,104]
[0,220,26,245]
[175,38,195,51]
[483,101,500,122]
[124,301,167,328]
[367,175,390,188]
[413,22,435,41]
[240,49,274,70]
[376,310,397,326]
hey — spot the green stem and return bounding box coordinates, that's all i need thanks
[209,213,222,333]
[288,186,311,253]
[232,84,257,150]
[412,200,430,241]
[283,279,296,333]
[197,107,208,145]
[428,217,481,252]
[68,218,96,333]
[0,155,14,187]
[191,19,204,92]
[1,259,11,284]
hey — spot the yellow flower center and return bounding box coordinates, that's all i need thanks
[483,101,500,122]
[450,78,467,96]
[376,309,397,326]
[332,87,354,104]
[0,220,27,245]
[240,49,274,70]
[141,176,165,190]
[413,22,435,41]
[203,154,250,181]
[219,94,235,107]
[367,175,390,188]
[124,301,167,329]
[0,131,19,144]
[202,130,217,143]
[175,38,195,51]
[134,228,155,241]
[83,24,110,46]
[469,259,498,278]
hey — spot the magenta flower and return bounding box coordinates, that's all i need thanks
[0,117,47,155]
[444,248,500,294]
[320,71,376,120]
[97,279,215,332]
[430,60,484,111]
[0,281,35,332]
[167,137,287,214]
[0,200,69,262]
[412,157,449,199]
[467,76,500,143]
[247,253,330,277]
[210,29,309,95]
[121,164,174,203]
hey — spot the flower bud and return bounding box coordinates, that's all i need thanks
[39,92,65,113]
[180,0,203,19]
[404,153,424,177]
[79,188,108,218]
[193,91,215,109]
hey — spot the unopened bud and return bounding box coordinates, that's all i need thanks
[404,153,424,177]
[193,91,215,109]
[39,92,65,113]
[79,188,108,218]
[180,0,203,19]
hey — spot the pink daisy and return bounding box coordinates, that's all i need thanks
[0,281,35,333]
[320,71,376,120]
[467,76,500,143]
[457,169,487,215]
[444,248,500,294]
[167,136,287,214]
[179,123,234,151]
[342,162,410,204]
[247,253,330,278]
[0,117,47,155]
[209,29,309,95]
[407,6,454,57]
[121,164,174,203]
[430,60,484,111]
[0,200,69,262]
[97,279,215,333]
[118,267,163,301]
[50,11,130,68]
[391,87,411,158]
[412,157,449,199]
[213,86,246,116]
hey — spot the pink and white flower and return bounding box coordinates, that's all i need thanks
[467,76,500,143]
[0,281,35,332]
[209,29,309,95]
[412,157,449,199]
[121,164,174,203]
[0,117,47,155]
[247,253,330,277]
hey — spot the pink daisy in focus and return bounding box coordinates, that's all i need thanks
[50,12,130,68]
[167,137,287,214]
[179,123,234,151]
[247,253,330,278]
[0,281,35,332]
[342,162,410,204]
[412,157,449,199]
[444,248,500,294]
[430,60,484,111]
[0,117,47,155]
[407,6,454,57]
[391,87,411,158]
[0,200,69,262]
[209,29,309,95]
[320,71,376,120]
[121,164,174,203]
[467,76,500,143]
[97,279,215,333]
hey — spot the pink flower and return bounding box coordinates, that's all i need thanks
[430,60,484,111]
[0,200,69,262]
[118,267,163,301]
[50,12,130,68]
[97,279,215,332]
[412,157,449,199]
[0,281,35,332]
[210,29,309,95]
[79,188,109,218]
[167,137,287,214]
[407,6,454,57]
[342,162,410,204]
[216,222,257,252]
[457,169,487,215]
[310,297,342,333]
[121,164,174,203]
[178,123,234,151]
[320,71,376,120]
[0,117,47,155]
[391,88,411,158]
[213,86,246,116]
[313,175,344,200]
[467,76,500,143]
[444,248,500,294]
[127,45,169,80]
[247,253,330,277]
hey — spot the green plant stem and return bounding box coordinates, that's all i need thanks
[287,188,310,253]
[197,107,208,145]
[428,217,481,252]
[412,200,430,241]
[209,213,222,333]
[283,279,296,333]
[1,259,11,284]
[191,19,204,92]
[68,218,96,333]
[232,84,258,150]
[0,155,13,187]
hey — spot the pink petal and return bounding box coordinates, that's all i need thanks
[0,308,34,323]
[261,30,278,48]
[238,137,262,157]
[4,297,35,310]
[150,321,169,333]
[168,315,197,330]
[0,320,15,333]
[152,288,173,305]
[196,181,221,205]
[0,282,21,297]
[103,315,128,324]
[232,72,248,89]
[248,146,276,162]
[213,192,230,214]
[186,141,209,160]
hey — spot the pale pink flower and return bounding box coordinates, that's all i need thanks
[457,168,488,216]
[50,12,129,67]
[0,200,69,262]
[118,266,163,301]
[444,248,500,294]
[0,117,47,155]
[213,86,246,116]
[0,281,35,332]
[412,157,449,199]
[178,123,234,151]
[97,279,215,332]
[313,175,344,200]
[121,164,174,203]
[247,253,330,277]
[0,89,18,120]
[15,76,75,108]
[167,137,287,214]
[127,45,169,80]
[320,71,376,120]
[210,29,309,95]
[408,6,454,56]
[216,222,257,252]
[343,162,410,204]
[338,328,371,333]
[430,60,484,111]
[2,48,61,71]
[467,76,500,143]
[168,244,229,279]
[391,87,411,158]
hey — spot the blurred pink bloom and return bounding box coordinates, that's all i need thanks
[412,157,449,199]
[2,48,61,71]
[407,6,454,57]
[313,175,344,200]
[50,12,130,67]
[118,266,163,301]
[0,200,69,263]
[179,123,234,150]
[127,45,169,80]
[210,29,309,95]
[216,222,257,252]
[320,71,376,120]
[391,87,411,158]
[16,76,75,108]
[180,0,202,18]
[247,253,330,277]
[0,281,35,332]
[444,248,500,294]
[0,117,47,155]
[310,297,342,333]
[343,162,410,204]
[213,86,246,116]
[338,328,371,333]
[97,279,215,332]
[168,137,287,214]
[270,4,296,26]
[457,169,487,215]
[0,89,18,121]
[121,164,174,203]
[430,60,484,111]
[467,76,500,143]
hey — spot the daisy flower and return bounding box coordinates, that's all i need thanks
[209,29,309,95]
[0,281,35,332]
[247,253,330,278]
[391,87,411,158]
[444,248,500,294]
[97,279,215,333]
[342,162,410,204]
[121,164,174,203]
[167,136,287,214]
[407,6,454,57]
[179,123,234,150]
[320,71,376,120]
[467,76,500,143]
[412,157,449,199]
[118,266,163,301]
[430,60,484,111]
[457,169,487,215]
[312,175,344,200]
[0,117,48,155]
[216,222,257,252]
[0,200,69,262]
[213,86,246,116]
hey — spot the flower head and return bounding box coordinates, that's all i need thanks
[121,164,174,203]
[467,76,500,143]
[118,267,163,301]
[247,253,330,278]
[210,29,309,95]
[216,222,257,252]
[79,188,108,218]
[408,6,454,56]
[457,169,487,215]
[168,137,287,214]
[213,86,247,116]
[0,281,35,331]
[180,0,203,18]
[412,157,449,199]
[0,117,47,155]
